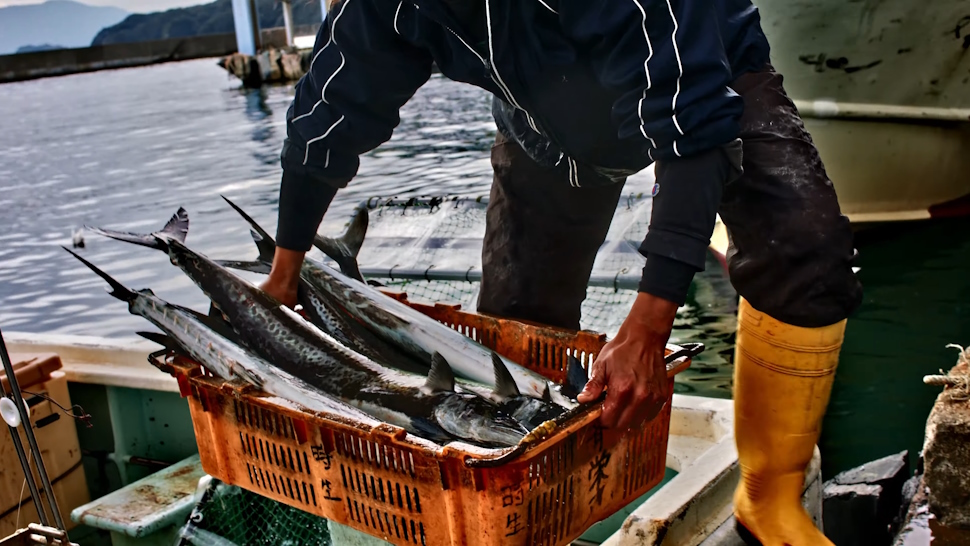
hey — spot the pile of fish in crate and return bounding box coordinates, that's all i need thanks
[66,198,700,546]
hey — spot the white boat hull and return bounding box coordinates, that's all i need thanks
[750,0,970,223]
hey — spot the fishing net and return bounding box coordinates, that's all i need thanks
[179,482,332,546]
[315,191,658,338]
[379,277,639,338]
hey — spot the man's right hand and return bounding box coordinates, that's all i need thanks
[258,247,306,308]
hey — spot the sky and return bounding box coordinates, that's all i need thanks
[0,0,205,13]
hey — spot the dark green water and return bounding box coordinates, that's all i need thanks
[672,216,970,479]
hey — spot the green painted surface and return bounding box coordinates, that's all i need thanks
[104,386,199,486]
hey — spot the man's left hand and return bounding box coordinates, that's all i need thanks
[577,292,678,430]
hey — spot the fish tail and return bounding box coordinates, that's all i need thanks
[86,207,188,251]
[221,195,276,265]
[313,206,367,281]
[562,355,589,399]
[63,247,138,302]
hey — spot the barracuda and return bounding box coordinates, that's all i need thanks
[86,211,528,448]
[216,197,571,426]
[63,248,376,423]
[215,199,581,410]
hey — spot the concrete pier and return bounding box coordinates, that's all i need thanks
[0,27,310,84]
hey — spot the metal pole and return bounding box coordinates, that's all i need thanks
[281,0,295,48]
[0,325,68,533]
[231,0,261,56]
[248,0,262,52]
[2,401,50,527]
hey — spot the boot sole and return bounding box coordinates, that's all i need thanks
[735,520,764,546]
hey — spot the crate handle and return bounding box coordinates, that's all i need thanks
[463,342,704,468]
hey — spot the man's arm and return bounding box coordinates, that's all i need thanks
[263,0,434,305]
[565,0,743,428]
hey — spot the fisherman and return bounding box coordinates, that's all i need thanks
[259,0,863,543]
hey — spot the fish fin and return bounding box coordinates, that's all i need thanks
[541,384,552,403]
[63,247,138,302]
[562,355,589,399]
[215,260,273,275]
[221,196,276,264]
[425,352,455,393]
[137,331,185,353]
[312,207,367,282]
[491,352,521,399]
[86,207,188,251]
[165,303,239,344]
[85,226,166,250]
[159,207,190,242]
[207,302,225,320]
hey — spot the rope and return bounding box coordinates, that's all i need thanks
[923,344,970,401]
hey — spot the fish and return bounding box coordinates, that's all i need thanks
[219,200,581,410]
[218,197,570,426]
[87,210,528,447]
[63,247,377,423]
[300,273,565,429]
[312,208,366,283]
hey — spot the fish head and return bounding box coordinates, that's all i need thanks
[433,394,528,448]
[499,397,567,430]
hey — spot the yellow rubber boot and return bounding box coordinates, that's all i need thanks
[733,298,846,546]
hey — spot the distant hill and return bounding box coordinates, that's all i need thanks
[93,0,322,46]
[16,43,66,53]
[0,0,128,55]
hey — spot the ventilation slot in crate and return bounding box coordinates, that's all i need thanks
[335,432,416,477]
[528,339,575,373]
[527,436,576,491]
[341,464,422,514]
[621,407,668,498]
[234,399,297,441]
[565,348,596,374]
[246,462,317,507]
[238,432,312,477]
[346,498,427,545]
[525,476,575,546]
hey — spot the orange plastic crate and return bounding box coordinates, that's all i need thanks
[153,294,693,546]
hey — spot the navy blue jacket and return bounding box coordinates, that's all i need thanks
[276,0,771,302]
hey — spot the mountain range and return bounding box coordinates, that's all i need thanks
[92,0,322,46]
[0,0,323,55]
[0,0,128,55]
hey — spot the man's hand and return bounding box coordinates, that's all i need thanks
[577,292,678,430]
[258,247,306,308]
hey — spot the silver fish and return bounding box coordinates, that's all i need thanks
[218,197,571,426]
[220,202,580,409]
[86,211,528,448]
[64,247,376,423]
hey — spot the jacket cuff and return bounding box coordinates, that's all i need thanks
[276,168,338,252]
[638,254,698,306]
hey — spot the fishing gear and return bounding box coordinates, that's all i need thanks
[0,325,76,545]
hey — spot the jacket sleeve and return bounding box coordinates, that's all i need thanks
[559,0,743,161]
[277,0,433,251]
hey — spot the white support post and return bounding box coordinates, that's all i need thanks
[321,0,329,20]
[282,0,295,48]
[231,0,262,56]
